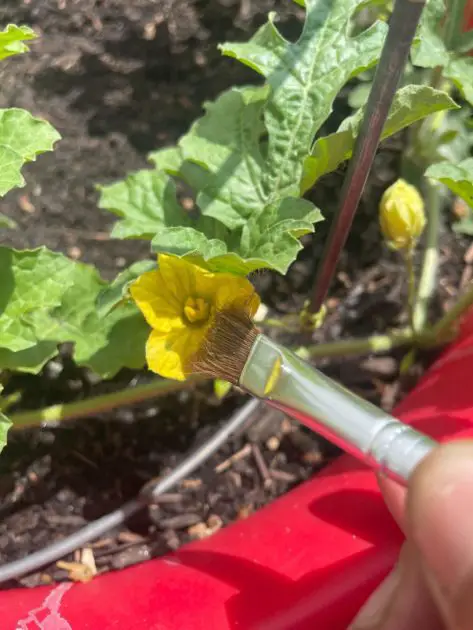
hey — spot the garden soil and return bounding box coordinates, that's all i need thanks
[0,0,468,587]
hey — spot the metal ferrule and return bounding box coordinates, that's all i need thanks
[240,334,436,485]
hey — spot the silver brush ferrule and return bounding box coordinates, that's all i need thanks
[239,334,436,485]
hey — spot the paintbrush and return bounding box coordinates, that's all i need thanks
[190,309,437,486]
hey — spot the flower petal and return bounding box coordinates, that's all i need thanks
[158,254,199,302]
[146,325,209,381]
[214,274,260,316]
[130,270,184,332]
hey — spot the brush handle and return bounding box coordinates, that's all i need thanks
[240,335,437,486]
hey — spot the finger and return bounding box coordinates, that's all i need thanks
[407,440,473,630]
[349,542,444,630]
[377,474,408,533]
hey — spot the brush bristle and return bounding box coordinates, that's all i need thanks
[189,308,258,384]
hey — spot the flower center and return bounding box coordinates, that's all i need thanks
[183,296,210,324]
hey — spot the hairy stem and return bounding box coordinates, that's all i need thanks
[10,377,202,429]
[262,316,299,331]
[404,245,417,331]
[413,181,441,332]
[303,328,416,359]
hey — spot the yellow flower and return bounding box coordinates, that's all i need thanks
[130,254,260,381]
[379,179,425,250]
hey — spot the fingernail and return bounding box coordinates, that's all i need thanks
[408,441,473,596]
[349,566,400,629]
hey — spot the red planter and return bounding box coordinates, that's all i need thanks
[2,310,473,629]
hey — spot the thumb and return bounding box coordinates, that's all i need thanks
[407,440,473,630]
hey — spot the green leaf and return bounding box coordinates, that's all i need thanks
[102,87,322,274]
[302,85,459,191]
[0,108,61,197]
[0,411,11,455]
[220,0,387,197]
[151,193,322,275]
[100,1,386,275]
[0,247,81,353]
[426,158,473,207]
[97,169,187,240]
[0,24,36,61]
[83,309,148,378]
[178,85,269,230]
[96,259,157,316]
[0,247,147,377]
[39,259,148,378]
[214,379,232,399]
[411,0,473,106]
[0,342,58,374]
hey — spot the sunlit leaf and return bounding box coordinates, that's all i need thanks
[426,158,473,207]
[0,24,36,61]
[412,0,473,105]
[302,86,458,191]
[100,1,387,274]
[0,247,147,377]
[0,108,60,197]
[0,411,11,455]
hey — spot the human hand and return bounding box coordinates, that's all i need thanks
[350,440,473,630]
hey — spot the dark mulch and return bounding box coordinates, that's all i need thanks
[0,0,469,587]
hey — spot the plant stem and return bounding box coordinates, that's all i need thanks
[304,327,416,359]
[10,377,202,429]
[261,317,299,331]
[413,181,441,332]
[428,282,473,342]
[404,245,417,331]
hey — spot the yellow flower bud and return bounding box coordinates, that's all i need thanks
[379,179,425,250]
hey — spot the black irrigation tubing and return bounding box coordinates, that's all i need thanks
[0,398,260,584]
[309,0,427,313]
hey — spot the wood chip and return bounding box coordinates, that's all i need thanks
[207,514,223,532]
[153,493,183,504]
[460,264,473,289]
[252,444,272,488]
[188,522,209,540]
[270,469,297,483]
[215,444,252,473]
[465,242,473,264]
[301,450,323,466]
[57,547,97,583]
[91,537,113,549]
[237,505,253,519]
[117,531,145,544]
[337,271,352,288]
[81,547,97,574]
[180,478,202,490]
[266,436,280,451]
[67,246,82,260]
[281,418,293,434]
[18,194,36,214]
